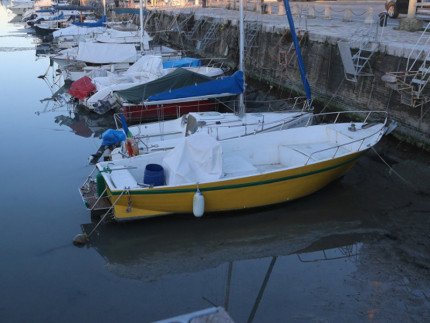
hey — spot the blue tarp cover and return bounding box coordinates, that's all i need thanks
[101,129,126,146]
[162,58,202,69]
[72,15,106,27]
[53,5,95,11]
[112,8,147,15]
[147,71,244,102]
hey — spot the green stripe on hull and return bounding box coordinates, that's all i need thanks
[110,153,363,196]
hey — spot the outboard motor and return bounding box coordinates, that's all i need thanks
[89,129,126,164]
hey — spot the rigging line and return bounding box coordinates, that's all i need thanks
[85,189,127,240]
[370,147,418,192]
[91,135,99,149]
[202,296,218,308]
[320,77,345,113]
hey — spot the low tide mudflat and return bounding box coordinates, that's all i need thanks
[1,3,429,322]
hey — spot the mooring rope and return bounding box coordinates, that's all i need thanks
[86,189,127,238]
[371,147,418,192]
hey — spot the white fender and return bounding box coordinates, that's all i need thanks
[193,188,205,218]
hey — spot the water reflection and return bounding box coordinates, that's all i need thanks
[79,209,378,322]
[36,62,116,138]
[80,207,378,282]
[54,108,115,138]
[35,43,51,56]
[294,234,362,263]
[54,113,93,138]
[37,78,71,113]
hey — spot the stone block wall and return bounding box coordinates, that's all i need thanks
[147,10,430,148]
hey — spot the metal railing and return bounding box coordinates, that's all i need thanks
[295,110,388,165]
[405,21,430,81]
[114,107,389,161]
[301,110,388,128]
[113,96,309,127]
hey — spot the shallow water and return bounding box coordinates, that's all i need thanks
[1,4,430,323]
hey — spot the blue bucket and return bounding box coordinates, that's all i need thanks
[144,164,164,186]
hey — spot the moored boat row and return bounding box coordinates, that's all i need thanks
[75,1,394,223]
[7,0,395,225]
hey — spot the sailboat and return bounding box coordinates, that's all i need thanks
[79,1,393,221]
[49,0,180,76]
[94,0,312,159]
[80,110,390,221]
[65,56,226,118]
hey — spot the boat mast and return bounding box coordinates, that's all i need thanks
[140,0,144,53]
[282,0,312,108]
[238,0,245,116]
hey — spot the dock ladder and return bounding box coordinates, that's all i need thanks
[338,26,378,83]
[386,22,430,108]
[196,20,220,51]
[245,21,261,57]
[184,18,204,40]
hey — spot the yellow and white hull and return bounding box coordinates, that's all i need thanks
[83,112,390,222]
[106,151,362,220]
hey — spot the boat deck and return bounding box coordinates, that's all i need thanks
[217,140,352,179]
[103,139,356,188]
[99,120,382,190]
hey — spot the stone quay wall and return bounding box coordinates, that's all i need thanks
[128,3,430,148]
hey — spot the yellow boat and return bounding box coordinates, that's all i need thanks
[80,111,391,221]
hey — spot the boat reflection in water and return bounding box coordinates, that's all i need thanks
[36,66,116,138]
[294,233,362,263]
[80,203,378,282]
[80,206,379,321]
[54,107,116,138]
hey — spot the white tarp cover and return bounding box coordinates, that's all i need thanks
[162,133,223,186]
[95,29,152,43]
[53,25,106,38]
[124,55,164,77]
[88,55,166,106]
[76,42,137,64]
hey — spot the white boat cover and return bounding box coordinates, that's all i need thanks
[76,42,137,64]
[87,55,166,106]
[123,55,164,77]
[162,133,223,185]
[95,29,152,42]
[53,25,106,38]
[91,55,165,90]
